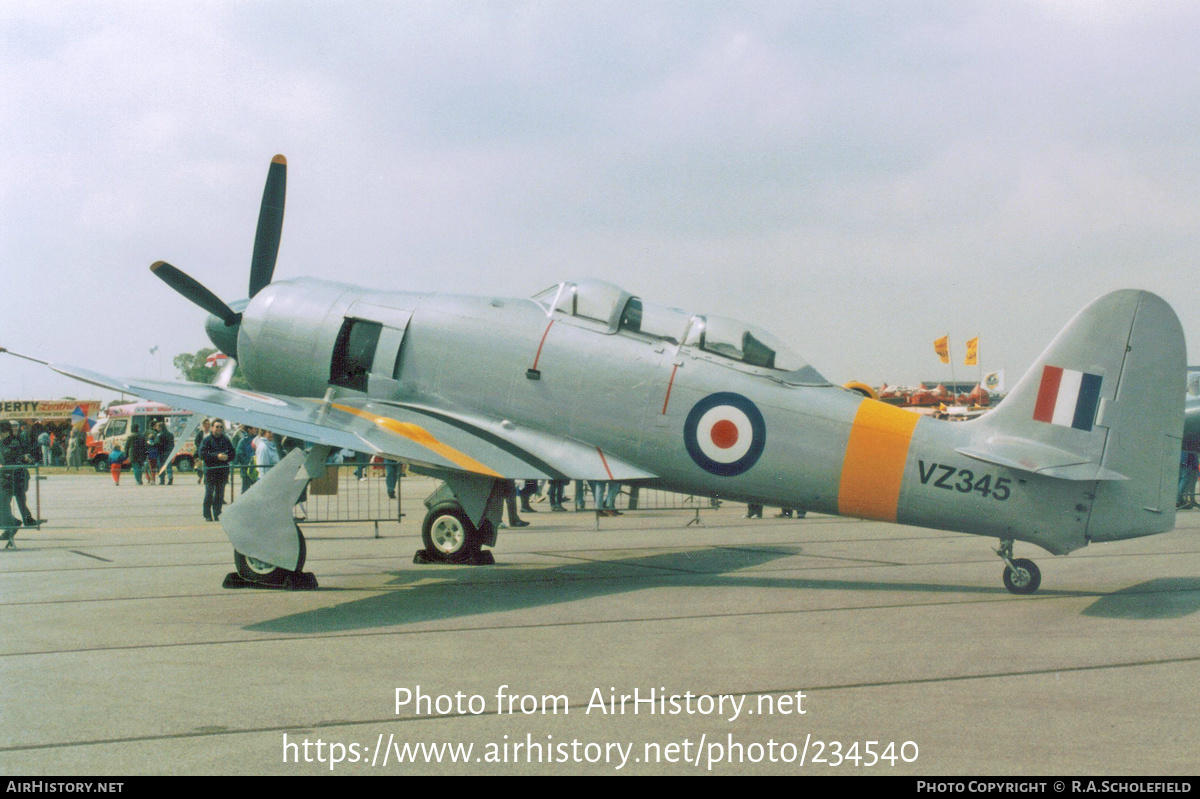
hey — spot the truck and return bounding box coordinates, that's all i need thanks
[86,401,197,472]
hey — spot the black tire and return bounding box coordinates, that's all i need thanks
[233,525,306,583]
[174,455,194,473]
[93,457,109,473]
[421,503,482,562]
[1003,558,1041,595]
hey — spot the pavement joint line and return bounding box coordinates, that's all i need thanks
[6,544,1200,599]
[5,653,1200,754]
[4,542,1197,578]
[0,587,1131,659]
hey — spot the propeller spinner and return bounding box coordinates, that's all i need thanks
[150,155,287,361]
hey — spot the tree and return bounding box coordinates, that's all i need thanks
[173,348,248,388]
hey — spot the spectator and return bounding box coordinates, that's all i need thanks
[126,425,149,486]
[37,427,51,466]
[198,420,235,521]
[154,420,175,485]
[384,458,401,500]
[548,478,569,511]
[194,418,211,484]
[66,424,85,471]
[253,429,280,470]
[108,441,126,485]
[235,425,258,492]
[0,421,36,546]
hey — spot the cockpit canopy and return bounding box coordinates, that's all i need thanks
[532,280,828,385]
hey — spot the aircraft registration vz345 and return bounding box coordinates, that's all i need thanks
[23,155,1187,594]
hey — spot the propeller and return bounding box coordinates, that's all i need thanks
[150,155,288,360]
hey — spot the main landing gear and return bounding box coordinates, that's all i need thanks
[420,502,493,563]
[995,539,1041,595]
[218,446,327,590]
[224,523,318,590]
[414,477,501,565]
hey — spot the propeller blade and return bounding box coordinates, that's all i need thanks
[249,154,287,298]
[150,261,241,326]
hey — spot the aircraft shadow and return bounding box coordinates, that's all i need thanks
[1081,578,1200,619]
[245,545,1050,635]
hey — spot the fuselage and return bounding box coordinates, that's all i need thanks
[230,277,1166,557]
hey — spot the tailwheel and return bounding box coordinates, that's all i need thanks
[422,502,483,563]
[1002,558,1041,595]
[231,524,310,587]
[996,539,1041,595]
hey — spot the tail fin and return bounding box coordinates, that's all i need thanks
[962,290,1184,540]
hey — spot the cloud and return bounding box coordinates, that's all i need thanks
[3,1,1200,401]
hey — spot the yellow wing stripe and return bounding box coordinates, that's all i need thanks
[330,403,503,478]
[837,399,919,521]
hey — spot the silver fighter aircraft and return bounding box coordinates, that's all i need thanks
[18,156,1187,594]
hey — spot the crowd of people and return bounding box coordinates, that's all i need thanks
[0,420,85,469]
[101,417,292,522]
[105,419,176,485]
[193,421,293,522]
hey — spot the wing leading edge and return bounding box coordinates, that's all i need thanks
[49,363,655,481]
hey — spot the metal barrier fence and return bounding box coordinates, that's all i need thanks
[526,480,720,527]
[1,465,42,539]
[225,458,403,533]
[232,470,716,528]
[20,458,720,535]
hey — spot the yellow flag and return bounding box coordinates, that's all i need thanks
[965,337,978,366]
[934,335,950,364]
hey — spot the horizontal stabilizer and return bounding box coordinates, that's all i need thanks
[956,435,1128,481]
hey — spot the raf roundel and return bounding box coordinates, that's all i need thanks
[684,392,766,476]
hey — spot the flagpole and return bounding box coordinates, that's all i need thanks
[948,333,957,405]
[978,336,982,389]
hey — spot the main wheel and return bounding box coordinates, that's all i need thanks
[1002,558,1041,595]
[174,455,194,473]
[422,503,482,562]
[233,524,306,583]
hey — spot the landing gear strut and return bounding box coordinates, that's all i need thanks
[996,539,1041,595]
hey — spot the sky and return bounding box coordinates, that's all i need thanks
[4,0,1200,404]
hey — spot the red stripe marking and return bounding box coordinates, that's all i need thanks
[1033,365,1062,422]
[531,320,556,371]
[596,447,615,479]
[662,363,679,414]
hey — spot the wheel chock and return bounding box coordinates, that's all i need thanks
[412,548,495,565]
[222,571,319,590]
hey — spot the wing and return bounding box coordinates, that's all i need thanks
[50,363,655,481]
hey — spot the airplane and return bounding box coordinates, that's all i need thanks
[6,155,1186,595]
